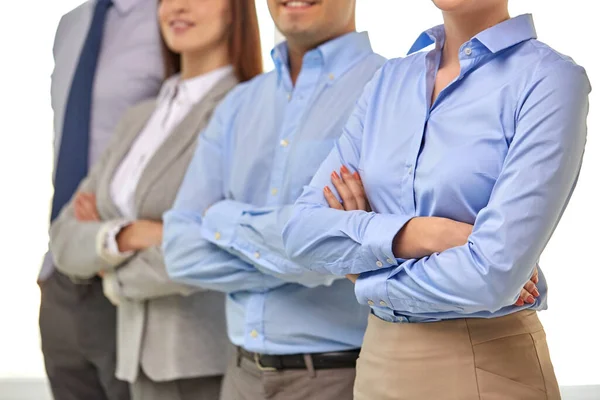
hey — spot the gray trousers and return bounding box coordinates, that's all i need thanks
[131,369,223,400]
[219,353,355,400]
[39,271,130,400]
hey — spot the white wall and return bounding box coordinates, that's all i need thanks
[0,0,596,388]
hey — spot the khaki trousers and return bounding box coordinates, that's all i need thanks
[354,311,561,400]
[219,352,355,400]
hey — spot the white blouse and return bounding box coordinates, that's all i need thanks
[99,65,233,265]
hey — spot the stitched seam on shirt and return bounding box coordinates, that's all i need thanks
[529,332,550,399]
[465,320,482,400]
[514,58,541,126]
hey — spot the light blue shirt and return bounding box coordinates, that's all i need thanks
[283,15,590,323]
[163,32,386,353]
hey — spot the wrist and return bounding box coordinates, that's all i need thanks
[392,217,434,259]
[116,224,137,253]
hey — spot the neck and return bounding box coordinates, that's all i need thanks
[441,5,509,65]
[180,44,230,80]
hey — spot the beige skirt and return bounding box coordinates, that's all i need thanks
[354,311,560,400]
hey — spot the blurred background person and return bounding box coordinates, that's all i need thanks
[48,0,262,399]
[39,0,163,399]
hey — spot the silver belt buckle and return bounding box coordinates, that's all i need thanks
[253,353,277,372]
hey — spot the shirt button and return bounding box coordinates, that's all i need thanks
[367,300,375,306]
[280,139,289,147]
[254,252,260,259]
[376,260,383,268]
[379,300,387,307]
[214,232,221,240]
[328,73,335,81]
[464,47,472,56]
[386,258,394,264]
[407,165,413,175]
[271,188,278,196]
[250,330,259,338]
[287,93,291,101]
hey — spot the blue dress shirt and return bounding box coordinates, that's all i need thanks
[283,15,591,323]
[163,32,386,353]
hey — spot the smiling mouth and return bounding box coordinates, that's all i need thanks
[281,1,318,9]
[169,20,195,31]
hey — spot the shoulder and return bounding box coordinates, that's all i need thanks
[525,40,588,82]
[378,51,424,80]
[213,71,278,118]
[516,40,590,100]
[53,1,93,48]
[120,99,158,123]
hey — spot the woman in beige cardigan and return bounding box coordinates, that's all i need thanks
[49,0,262,399]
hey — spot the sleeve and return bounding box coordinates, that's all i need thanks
[163,93,287,294]
[355,62,590,314]
[200,200,341,288]
[49,112,136,279]
[105,246,199,301]
[282,66,413,276]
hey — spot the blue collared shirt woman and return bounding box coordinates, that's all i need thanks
[283,4,590,398]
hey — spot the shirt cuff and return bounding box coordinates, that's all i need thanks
[360,213,412,271]
[354,269,393,310]
[96,220,134,267]
[102,270,123,306]
[201,199,245,247]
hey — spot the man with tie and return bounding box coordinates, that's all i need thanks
[39,1,162,399]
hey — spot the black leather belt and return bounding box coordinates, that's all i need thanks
[238,347,360,371]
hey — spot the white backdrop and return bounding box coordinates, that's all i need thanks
[0,0,596,387]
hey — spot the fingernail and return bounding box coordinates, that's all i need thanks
[340,165,349,175]
[532,288,540,297]
[516,299,524,306]
[526,295,535,304]
[353,171,360,179]
[324,186,331,194]
[331,171,340,180]
[533,276,539,284]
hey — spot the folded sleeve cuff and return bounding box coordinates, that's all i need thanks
[354,269,392,309]
[360,213,412,271]
[200,200,245,247]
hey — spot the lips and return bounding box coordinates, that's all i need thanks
[281,1,318,9]
[169,19,195,32]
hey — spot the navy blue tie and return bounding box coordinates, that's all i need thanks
[51,0,113,222]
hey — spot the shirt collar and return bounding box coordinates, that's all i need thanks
[271,31,374,85]
[159,65,234,105]
[110,0,144,14]
[408,14,537,55]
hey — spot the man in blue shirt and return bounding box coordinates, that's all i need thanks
[162,1,383,398]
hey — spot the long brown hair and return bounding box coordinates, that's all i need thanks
[160,0,263,83]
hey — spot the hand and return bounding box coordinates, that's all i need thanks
[392,217,474,259]
[346,274,359,283]
[324,166,371,212]
[116,220,163,253]
[74,192,99,221]
[514,266,540,306]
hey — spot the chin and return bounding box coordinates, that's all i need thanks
[431,0,474,12]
